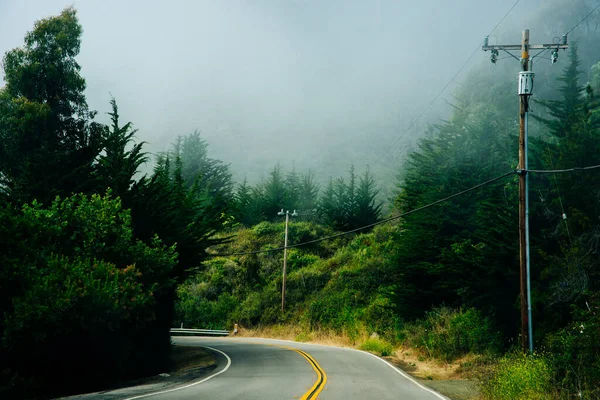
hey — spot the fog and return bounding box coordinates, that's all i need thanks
[1,0,542,183]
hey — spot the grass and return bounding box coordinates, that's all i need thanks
[359,338,394,356]
[480,351,554,400]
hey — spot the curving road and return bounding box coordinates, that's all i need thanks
[124,337,448,400]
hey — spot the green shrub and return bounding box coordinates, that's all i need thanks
[175,292,237,330]
[359,338,394,356]
[3,256,155,397]
[306,289,363,332]
[481,351,554,400]
[545,301,600,398]
[288,250,319,269]
[402,307,500,361]
[252,221,279,236]
[363,296,402,342]
[0,194,177,398]
[295,332,311,342]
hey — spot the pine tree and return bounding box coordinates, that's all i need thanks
[318,166,381,230]
[297,171,320,217]
[318,178,339,227]
[535,44,600,235]
[177,131,233,203]
[233,178,264,226]
[355,166,382,228]
[95,97,147,200]
[533,43,600,330]
[263,164,288,218]
[285,166,301,210]
[389,101,519,331]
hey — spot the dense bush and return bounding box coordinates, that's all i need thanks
[359,338,394,356]
[545,299,600,398]
[175,292,237,330]
[401,307,501,361]
[481,351,554,400]
[0,194,177,397]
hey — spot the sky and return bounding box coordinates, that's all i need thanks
[0,0,542,183]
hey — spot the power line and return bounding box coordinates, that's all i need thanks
[379,45,481,162]
[565,1,600,35]
[542,141,573,247]
[208,170,516,258]
[208,163,600,258]
[527,164,600,174]
[489,0,521,35]
[378,0,521,163]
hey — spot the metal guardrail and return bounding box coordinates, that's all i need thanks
[170,328,230,337]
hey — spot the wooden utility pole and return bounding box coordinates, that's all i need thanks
[482,30,568,352]
[282,211,289,312]
[278,209,297,312]
[518,29,530,353]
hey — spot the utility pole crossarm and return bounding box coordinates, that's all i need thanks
[482,44,569,51]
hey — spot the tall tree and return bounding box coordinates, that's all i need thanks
[318,166,381,231]
[285,166,301,210]
[178,131,233,201]
[389,101,519,334]
[355,166,382,228]
[94,97,147,200]
[533,44,600,332]
[233,177,263,226]
[263,163,288,218]
[297,171,320,217]
[0,7,102,204]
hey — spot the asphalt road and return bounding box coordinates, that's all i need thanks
[123,337,448,400]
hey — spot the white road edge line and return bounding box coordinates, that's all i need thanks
[359,350,449,400]
[122,346,231,400]
[210,337,448,400]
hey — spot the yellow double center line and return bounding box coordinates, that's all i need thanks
[293,347,327,400]
[231,340,327,399]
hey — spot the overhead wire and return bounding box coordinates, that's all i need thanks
[565,1,600,35]
[376,0,521,164]
[541,139,573,247]
[489,0,522,35]
[208,170,517,257]
[527,164,600,174]
[209,163,600,258]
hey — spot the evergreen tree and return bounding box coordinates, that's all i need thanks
[533,44,600,242]
[177,131,233,206]
[355,166,382,228]
[233,177,263,226]
[297,171,320,217]
[263,164,288,218]
[389,102,519,333]
[318,178,339,227]
[318,166,381,231]
[285,166,301,210]
[0,7,102,204]
[533,44,600,332]
[94,97,147,200]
